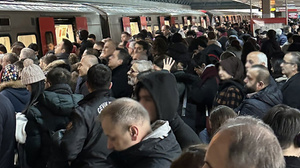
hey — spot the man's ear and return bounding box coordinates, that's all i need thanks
[109,82,112,89]
[129,125,139,141]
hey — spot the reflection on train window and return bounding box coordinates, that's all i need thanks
[130,22,139,36]
[164,21,170,26]
[153,26,159,33]
[17,34,36,48]
[147,26,152,33]
[179,24,183,30]
[55,24,75,44]
[0,36,11,53]
[45,31,54,45]
[175,24,179,28]
[187,20,191,26]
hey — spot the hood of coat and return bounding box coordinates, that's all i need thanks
[136,71,179,121]
[40,84,83,116]
[108,119,181,168]
[0,80,26,91]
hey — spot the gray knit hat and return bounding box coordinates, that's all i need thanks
[21,59,45,85]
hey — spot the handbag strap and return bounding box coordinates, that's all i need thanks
[181,85,188,117]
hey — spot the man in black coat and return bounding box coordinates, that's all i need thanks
[108,48,133,98]
[281,52,300,110]
[0,94,15,168]
[61,64,115,168]
[135,71,201,149]
[235,65,282,119]
[100,98,181,168]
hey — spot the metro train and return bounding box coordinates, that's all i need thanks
[0,1,255,56]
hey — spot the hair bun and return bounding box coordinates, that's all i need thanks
[23,59,34,67]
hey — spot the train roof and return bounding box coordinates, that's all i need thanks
[90,3,206,16]
[0,1,95,13]
[0,1,205,16]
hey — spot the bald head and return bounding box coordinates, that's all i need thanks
[100,40,117,58]
[78,55,98,76]
[204,116,285,168]
[245,51,268,71]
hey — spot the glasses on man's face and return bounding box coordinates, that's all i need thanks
[282,60,295,65]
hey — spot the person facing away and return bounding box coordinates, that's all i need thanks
[99,98,181,168]
[60,64,115,168]
[203,116,285,168]
[135,71,201,149]
[235,65,282,119]
[263,104,300,168]
[281,52,300,110]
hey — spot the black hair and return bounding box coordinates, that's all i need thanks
[23,80,45,114]
[46,67,71,86]
[78,30,89,41]
[41,54,57,65]
[171,33,183,43]
[0,43,7,53]
[116,48,131,65]
[28,43,39,52]
[88,34,96,40]
[87,64,112,91]
[135,40,149,52]
[62,39,73,54]
[263,104,300,149]
[136,33,146,41]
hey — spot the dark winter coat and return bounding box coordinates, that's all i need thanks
[0,80,30,112]
[0,94,15,168]
[136,71,201,149]
[56,52,70,64]
[61,89,115,168]
[25,84,83,168]
[285,156,300,168]
[189,65,219,133]
[74,76,89,97]
[281,73,300,110]
[235,82,282,119]
[167,42,190,65]
[111,64,133,98]
[107,121,181,168]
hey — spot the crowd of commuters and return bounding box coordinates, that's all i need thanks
[0,22,300,168]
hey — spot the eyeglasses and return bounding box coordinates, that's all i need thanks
[282,60,295,65]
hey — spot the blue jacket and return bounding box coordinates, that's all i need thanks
[235,82,282,119]
[0,80,30,112]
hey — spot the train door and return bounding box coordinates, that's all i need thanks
[38,17,56,55]
[0,18,11,52]
[158,16,165,30]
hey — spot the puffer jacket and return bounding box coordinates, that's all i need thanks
[235,82,282,119]
[25,84,83,168]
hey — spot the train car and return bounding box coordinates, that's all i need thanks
[0,1,206,57]
[0,1,101,56]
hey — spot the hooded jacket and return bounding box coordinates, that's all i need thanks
[25,84,83,168]
[61,89,115,168]
[108,120,181,168]
[235,82,282,119]
[0,80,30,112]
[136,71,200,149]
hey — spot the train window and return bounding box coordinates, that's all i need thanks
[17,34,36,48]
[130,22,139,36]
[55,24,75,44]
[0,36,11,53]
[0,18,9,26]
[147,26,152,33]
[179,24,183,30]
[45,32,54,45]
[153,26,159,33]
[164,21,170,26]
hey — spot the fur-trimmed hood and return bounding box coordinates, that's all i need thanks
[43,59,69,73]
[0,80,26,91]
